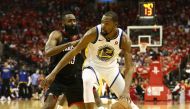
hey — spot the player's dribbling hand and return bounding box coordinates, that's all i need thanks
[119,92,131,103]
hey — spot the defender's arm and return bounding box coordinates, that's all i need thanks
[45,31,79,57]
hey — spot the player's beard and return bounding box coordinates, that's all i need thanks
[64,24,79,36]
[101,26,114,37]
[101,30,109,36]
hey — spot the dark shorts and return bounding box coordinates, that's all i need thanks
[45,76,83,106]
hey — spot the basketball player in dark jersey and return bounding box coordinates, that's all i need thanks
[42,11,84,109]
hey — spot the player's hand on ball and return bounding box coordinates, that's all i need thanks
[111,92,132,109]
[111,99,132,109]
[119,92,131,102]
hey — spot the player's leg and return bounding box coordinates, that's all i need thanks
[42,83,65,109]
[66,73,85,109]
[93,88,104,109]
[42,94,58,109]
[66,67,104,109]
[106,69,139,109]
[57,94,67,106]
[19,83,24,99]
[82,67,100,109]
[107,72,125,97]
[55,94,68,109]
[68,83,104,109]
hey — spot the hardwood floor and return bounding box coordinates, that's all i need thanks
[0,100,190,109]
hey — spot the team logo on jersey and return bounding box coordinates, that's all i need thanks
[97,45,114,61]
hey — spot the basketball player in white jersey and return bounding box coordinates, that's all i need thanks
[44,11,139,109]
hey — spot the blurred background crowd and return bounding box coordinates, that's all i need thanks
[0,0,190,101]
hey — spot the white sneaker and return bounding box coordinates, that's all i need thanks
[130,101,139,109]
[101,98,108,104]
[56,105,63,109]
[111,99,117,104]
[7,96,11,101]
[97,106,105,109]
[11,94,15,98]
[0,96,6,101]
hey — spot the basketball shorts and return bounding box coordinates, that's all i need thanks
[82,65,125,102]
[45,75,83,106]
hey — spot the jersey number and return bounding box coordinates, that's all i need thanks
[69,56,75,64]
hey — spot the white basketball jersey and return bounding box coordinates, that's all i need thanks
[84,24,123,68]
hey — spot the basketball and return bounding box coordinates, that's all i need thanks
[111,100,132,109]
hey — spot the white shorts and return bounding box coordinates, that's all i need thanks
[82,65,125,102]
[82,64,139,109]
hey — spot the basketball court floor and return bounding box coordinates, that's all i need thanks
[0,100,190,109]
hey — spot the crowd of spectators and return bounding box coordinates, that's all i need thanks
[0,58,45,101]
[0,0,190,101]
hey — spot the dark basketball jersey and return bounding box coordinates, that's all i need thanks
[48,33,84,84]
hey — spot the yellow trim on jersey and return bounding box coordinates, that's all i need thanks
[97,78,103,96]
[19,82,27,84]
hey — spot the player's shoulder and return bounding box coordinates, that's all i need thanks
[82,26,98,43]
[89,26,97,33]
[49,30,62,39]
[120,30,130,41]
[50,30,62,36]
[120,30,132,49]
[84,26,97,36]
[119,29,127,37]
[86,24,101,35]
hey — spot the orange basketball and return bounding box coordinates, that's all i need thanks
[111,100,132,109]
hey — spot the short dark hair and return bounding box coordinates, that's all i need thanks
[62,11,73,19]
[104,11,118,22]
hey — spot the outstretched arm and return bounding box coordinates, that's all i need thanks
[120,32,134,99]
[45,27,97,80]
